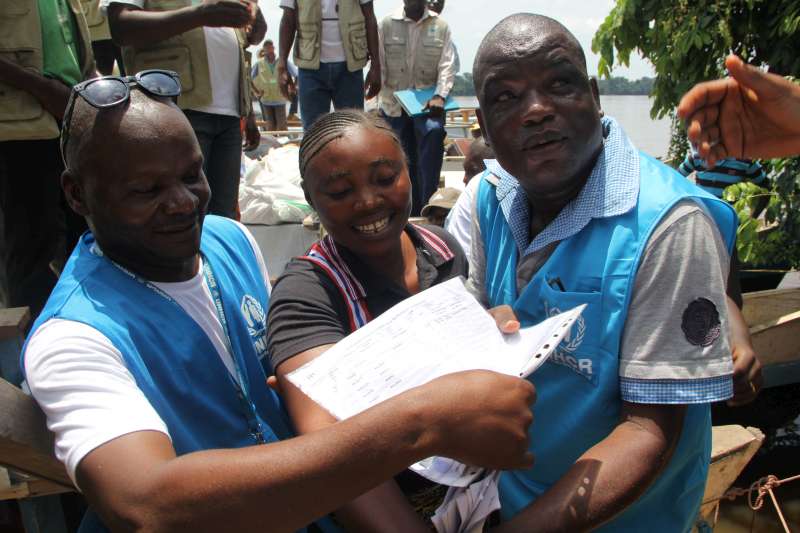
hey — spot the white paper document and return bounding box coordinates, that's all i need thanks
[287,277,584,486]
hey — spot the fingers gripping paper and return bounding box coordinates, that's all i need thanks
[286,277,584,486]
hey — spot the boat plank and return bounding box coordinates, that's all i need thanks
[699,425,764,521]
[0,378,72,488]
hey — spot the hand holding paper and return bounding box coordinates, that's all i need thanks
[287,277,585,485]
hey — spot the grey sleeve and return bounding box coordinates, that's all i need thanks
[619,200,733,402]
[465,184,489,307]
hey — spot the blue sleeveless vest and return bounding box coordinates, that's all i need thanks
[477,153,737,532]
[22,216,301,532]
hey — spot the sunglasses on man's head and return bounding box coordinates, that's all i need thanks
[60,70,182,168]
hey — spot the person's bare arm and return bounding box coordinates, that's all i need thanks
[277,7,297,99]
[678,54,800,166]
[276,345,429,533]
[361,2,381,100]
[725,295,763,406]
[78,369,534,533]
[493,402,685,533]
[0,58,72,120]
[243,111,260,151]
[107,1,252,48]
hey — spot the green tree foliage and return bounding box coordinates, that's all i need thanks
[450,72,475,96]
[596,76,654,95]
[593,0,800,119]
[593,0,800,268]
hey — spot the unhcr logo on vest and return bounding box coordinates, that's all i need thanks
[544,302,594,383]
[241,295,268,360]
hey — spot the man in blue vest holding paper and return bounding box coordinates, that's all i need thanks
[466,14,742,532]
[20,76,536,532]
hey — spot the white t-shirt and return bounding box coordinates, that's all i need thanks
[192,26,241,117]
[103,0,241,117]
[24,221,270,485]
[280,0,371,64]
[444,176,481,263]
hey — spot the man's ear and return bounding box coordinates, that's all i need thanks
[61,170,90,217]
[476,108,491,147]
[589,76,603,116]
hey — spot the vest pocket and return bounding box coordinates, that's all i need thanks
[295,23,319,61]
[347,22,367,61]
[0,51,45,122]
[0,2,38,51]
[130,46,195,92]
[418,42,443,83]
[384,45,406,85]
[0,82,45,122]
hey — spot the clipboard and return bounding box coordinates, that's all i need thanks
[393,87,460,117]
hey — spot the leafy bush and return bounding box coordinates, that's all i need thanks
[594,0,800,268]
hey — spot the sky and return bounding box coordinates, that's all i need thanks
[254,0,655,79]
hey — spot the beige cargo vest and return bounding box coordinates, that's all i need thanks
[0,0,94,142]
[252,58,285,103]
[294,0,368,72]
[122,0,250,116]
[79,0,111,42]
[379,13,447,115]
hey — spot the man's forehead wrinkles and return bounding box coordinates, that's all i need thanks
[481,37,573,73]
[482,44,577,86]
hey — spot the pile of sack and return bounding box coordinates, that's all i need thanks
[238,144,312,225]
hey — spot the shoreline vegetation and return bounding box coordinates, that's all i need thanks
[449,73,655,97]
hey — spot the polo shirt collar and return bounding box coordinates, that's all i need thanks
[486,116,640,256]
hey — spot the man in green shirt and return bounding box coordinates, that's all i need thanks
[0,0,97,317]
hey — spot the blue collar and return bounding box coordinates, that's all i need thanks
[485,116,640,256]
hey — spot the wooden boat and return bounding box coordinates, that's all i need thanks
[742,287,800,388]
[697,425,765,525]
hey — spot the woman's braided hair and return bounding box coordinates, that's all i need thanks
[298,109,403,180]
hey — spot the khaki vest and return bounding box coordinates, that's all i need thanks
[252,58,285,103]
[121,0,250,116]
[0,0,95,142]
[379,13,447,115]
[79,0,111,42]
[294,0,368,72]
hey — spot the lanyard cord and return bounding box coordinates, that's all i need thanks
[98,247,267,444]
[200,258,268,444]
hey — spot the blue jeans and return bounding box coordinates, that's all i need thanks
[298,62,364,130]
[383,111,446,216]
[184,110,242,219]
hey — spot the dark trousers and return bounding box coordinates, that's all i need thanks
[0,138,85,318]
[184,110,242,219]
[91,39,124,76]
[383,111,446,216]
[259,102,288,132]
[297,62,364,131]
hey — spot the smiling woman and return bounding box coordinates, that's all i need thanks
[266,110,468,530]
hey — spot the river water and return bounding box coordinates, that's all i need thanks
[453,95,672,159]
